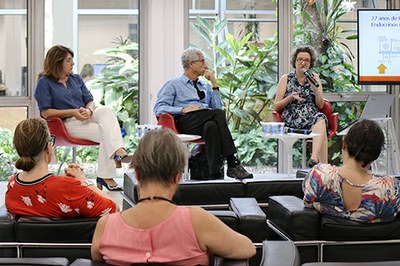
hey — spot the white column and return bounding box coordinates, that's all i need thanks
[139,0,189,124]
[51,0,74,49]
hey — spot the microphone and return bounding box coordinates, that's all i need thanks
[284,127,311,135]
[301,68,319,87]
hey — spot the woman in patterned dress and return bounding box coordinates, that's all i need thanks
[303,119,400,223]
[274,45,328,167]
[5,118,118,218]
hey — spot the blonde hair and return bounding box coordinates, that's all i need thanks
[131,128,186,186]
[14,118,50,171]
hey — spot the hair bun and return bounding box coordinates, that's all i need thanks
[15,156,36,171]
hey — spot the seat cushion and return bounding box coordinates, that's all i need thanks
[16,216,98,243]
[245,179,304,205]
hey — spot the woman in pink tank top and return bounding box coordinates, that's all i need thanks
[91,129,256,265]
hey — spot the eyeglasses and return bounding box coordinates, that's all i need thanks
[192,59,205,64]
[65,58,74,64]
[296,58,310,64]
[49,134,56,146]
[43,134,56,152]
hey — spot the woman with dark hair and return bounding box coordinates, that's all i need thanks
[274,45,328,167]
[303,119,400,223]
[91,128,256,265]
[34,45,130,191]
[5,118,117,217]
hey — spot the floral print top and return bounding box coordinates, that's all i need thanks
[281,71,327,130]
[5,173,116,218]
[303,164,400,223]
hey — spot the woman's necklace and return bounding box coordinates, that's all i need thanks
[339,167,371,188]
[137,196,176,205]
[342,176,366,188]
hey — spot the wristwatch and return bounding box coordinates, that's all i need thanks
[82,179,95,187]
[88,107,94,115]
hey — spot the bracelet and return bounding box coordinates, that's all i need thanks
[88,107,94,116]
[212,86,219,91]
[82,179,95,187]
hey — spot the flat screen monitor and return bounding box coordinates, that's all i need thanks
[93,63,107,78]
[358,9,400,85]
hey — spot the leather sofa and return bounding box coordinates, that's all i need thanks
[0,203,256,265]
[123,171,304,214]
[123,171,268,243]
[267,195,400,264]
[0,257,248,266]
[259,240,400,266]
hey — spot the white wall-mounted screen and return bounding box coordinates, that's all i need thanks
[358,9,400,85]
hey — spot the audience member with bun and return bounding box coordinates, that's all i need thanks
[303,119,400,223]
[91,128,256,265]
[5,118,118,218]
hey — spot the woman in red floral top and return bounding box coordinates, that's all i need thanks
[5,118,118,218]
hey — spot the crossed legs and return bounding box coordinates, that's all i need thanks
[310,119,328,163]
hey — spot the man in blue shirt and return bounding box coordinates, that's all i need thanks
[154,48,252,180]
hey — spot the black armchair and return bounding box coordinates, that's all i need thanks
[267,195,400,264]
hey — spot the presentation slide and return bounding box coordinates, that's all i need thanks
[358,9,400,84]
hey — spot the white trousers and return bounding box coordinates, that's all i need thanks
[64,106,124,179]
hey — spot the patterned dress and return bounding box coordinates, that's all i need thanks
[303,164,400,223]
[281,72,327,131]
[5,173,117,218]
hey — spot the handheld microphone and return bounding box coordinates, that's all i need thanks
[301,68,319,87]
[284,127,311,135]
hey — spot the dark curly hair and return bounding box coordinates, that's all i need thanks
[344,119,385,168]
[290,45,317,69]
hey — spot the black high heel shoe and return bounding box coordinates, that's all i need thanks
[96,177,123,191]
[308,158,319,168]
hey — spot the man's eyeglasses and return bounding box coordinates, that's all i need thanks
[296,58,310,64]
[192,59,205,64]
[49,134,56,146]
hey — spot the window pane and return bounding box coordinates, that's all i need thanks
[0,107,27,131]
[226,0,275,10]
[189,0,215,10]
[0,12,27,96]
[78,0,138,9]
[78,15,138,69]
[225,14,277,42]
[0,0,26,9]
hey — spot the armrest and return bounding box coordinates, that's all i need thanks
[229,197,267,242]
[211,255,249,266]
[70,258,111,266]
[209,210,239,232]
[268,196,320,240]
[0,257,70,266]
[0,206,16,242]
[260,240,300,266]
